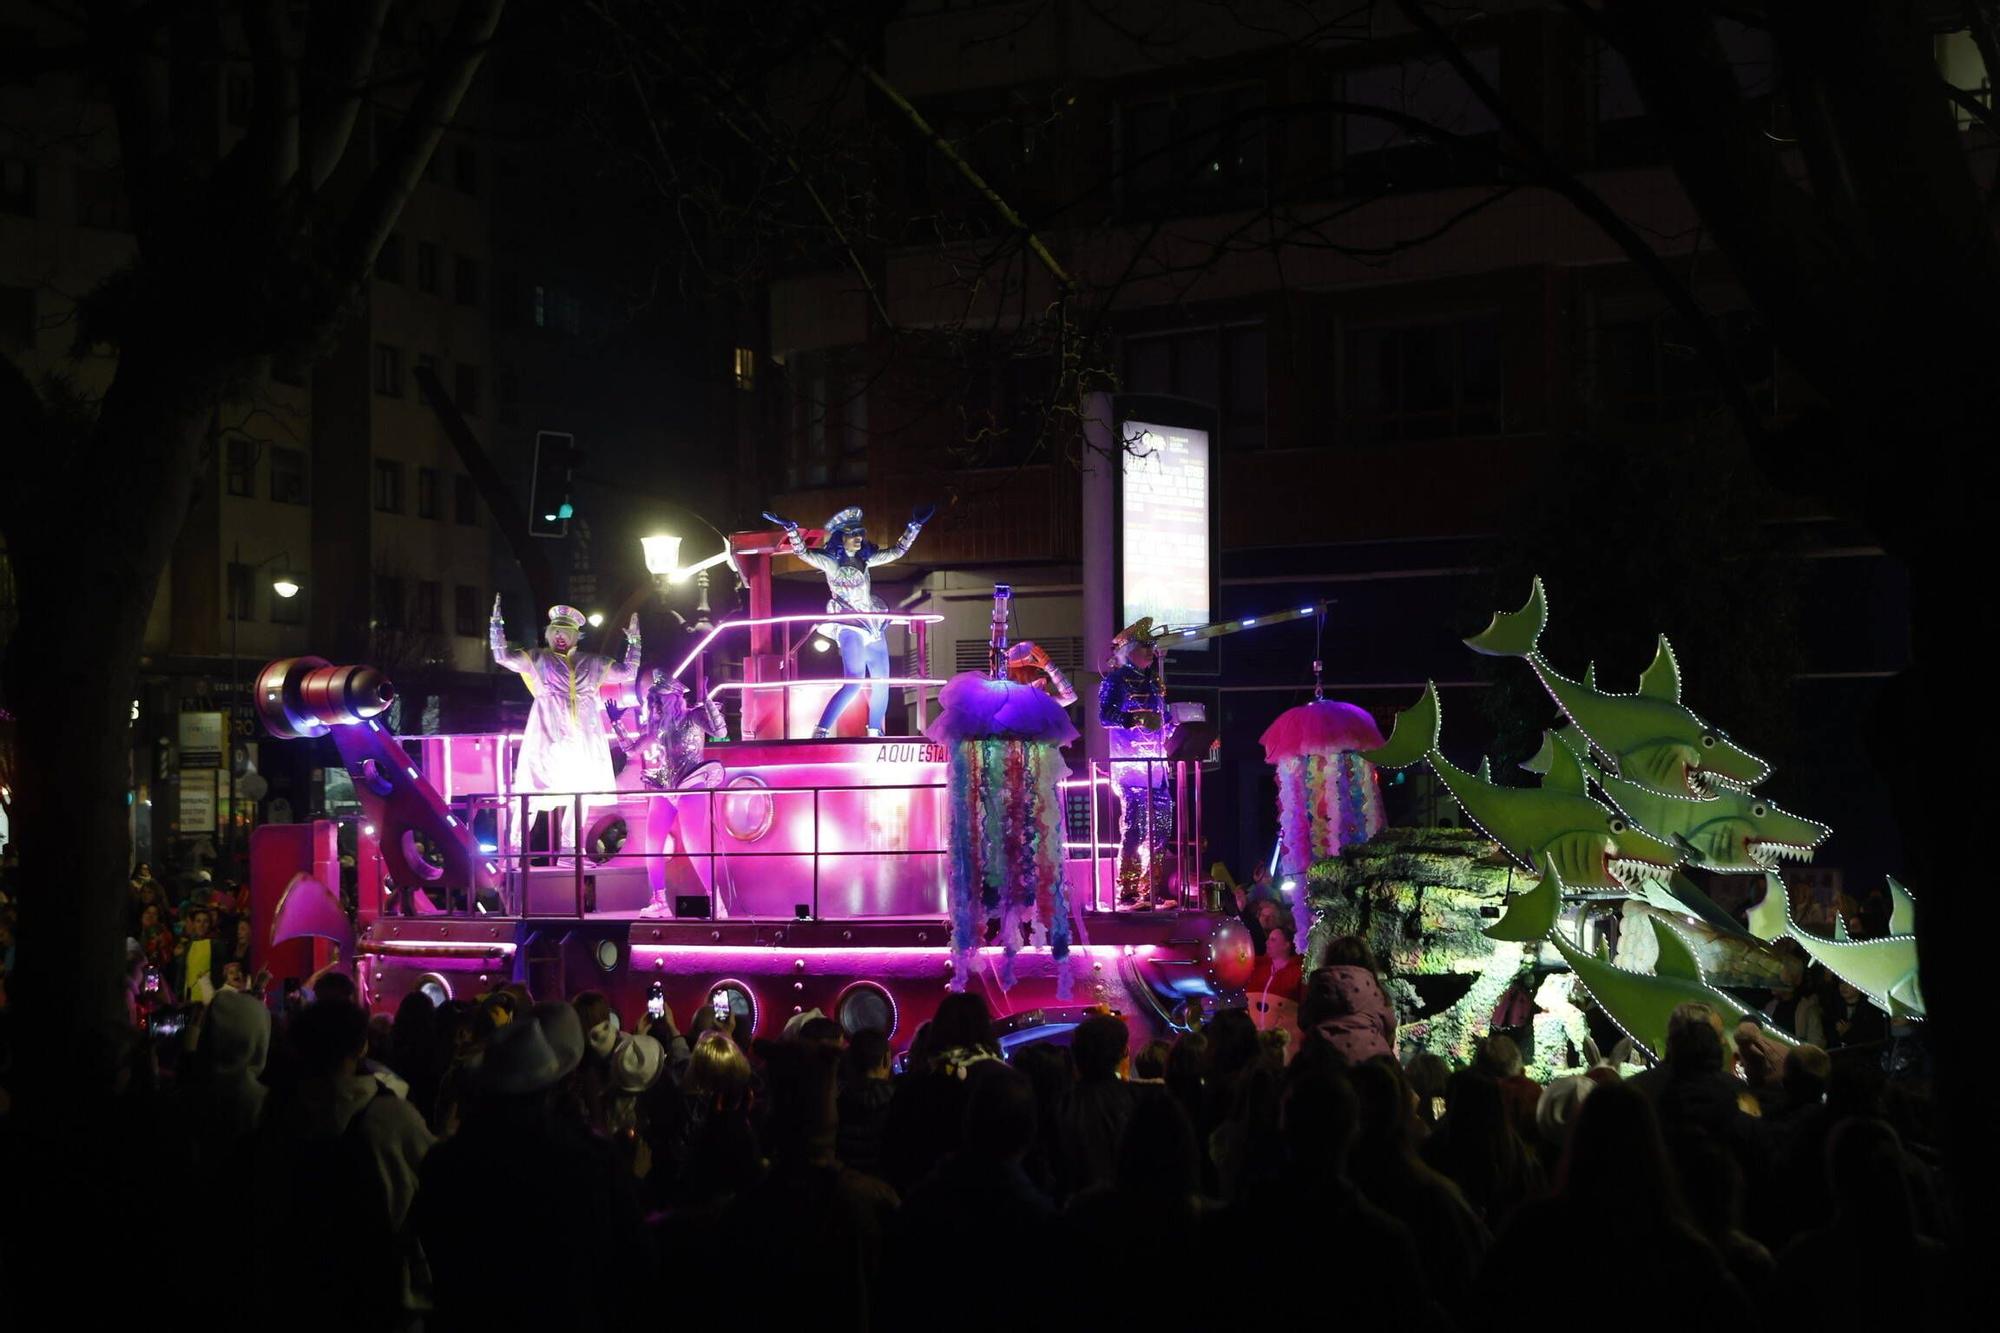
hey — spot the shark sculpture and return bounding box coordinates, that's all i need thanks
[1526,724,1829,875]
[1467,578,1770,796]
[1748,874,1924,1021]
[1485,861,1794,1061]
[1361,683,1681,893]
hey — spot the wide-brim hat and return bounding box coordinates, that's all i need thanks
[612,1032,666,1094]
[477,1016,565,1097]
[1111,616,1157,647]
[545,604,586,629]
[531,1000,586,1077]
[823,506,865,537]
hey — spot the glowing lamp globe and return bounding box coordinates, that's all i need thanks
[641,534,682,577]
[1209,919,1257,990]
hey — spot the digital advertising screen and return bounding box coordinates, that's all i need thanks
[1119,419,1212,649]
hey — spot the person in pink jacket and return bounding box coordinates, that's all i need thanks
[1300,935,1398,1065]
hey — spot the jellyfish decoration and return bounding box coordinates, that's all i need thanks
[924,673,1080,997]
[1260,700,1388,935]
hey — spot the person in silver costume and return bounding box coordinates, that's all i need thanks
[614,670,728,918]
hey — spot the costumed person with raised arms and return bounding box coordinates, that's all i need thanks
[613,669,728,918]
[490,598,640,857]
[1098,618,1174,908]
[764,504,933,737]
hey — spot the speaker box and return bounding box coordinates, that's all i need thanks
[674,895,712,919]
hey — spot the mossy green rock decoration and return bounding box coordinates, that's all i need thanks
[1303,825,1540,1066]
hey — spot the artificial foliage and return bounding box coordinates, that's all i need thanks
[1301,826,1535,1066]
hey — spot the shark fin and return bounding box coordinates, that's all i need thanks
[1522,733,1555,776]
[1887,972,1925,1022]
[1648,918,1705,983]
[1583,661,1597,689]
[1359,681,1440,770]
[1746,875,1790,944]
[1541,731,1589,797]
[1478,756,1493,783]
[1833,914,1849,942]
[1485,858,1562,942]
[1465,578,1547,658]
[1886,876,1917,936]
[1638,635,1682,703]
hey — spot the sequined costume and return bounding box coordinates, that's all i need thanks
[491,605,639,823]
[614,670,729,916]
[1098,630,1173,906]
[784,506,924,735]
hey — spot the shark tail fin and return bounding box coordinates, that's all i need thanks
[1359,681,1440,771]
[1887,973,1925,1022]
[1522,733,1556,776]
[1465,577,1548,659]
[1886,876,1917,936]
[1747,874,1791,944]
[1648,919,1705,983]
[1485,858,1563,942]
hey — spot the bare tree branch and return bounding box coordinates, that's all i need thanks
[300,0,394,190]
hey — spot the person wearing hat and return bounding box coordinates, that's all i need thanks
[1098,618,1173,907]
[491,597,641,856]
[614,669,729,917]
[764,503,934,736]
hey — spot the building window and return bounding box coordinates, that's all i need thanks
[454,255,479,306]
[733,347,756,391]
[414,580,441,632]
[1,158,35,216]
[415,352,440,404]
[225,437,256,497]
[376,233,405,283]
[373,459,404,512]
[454,474,478,526]
[73,167,131,231]
[782,349,868,489]
[270,446,308,505]
[374,575,405,630]
[1122,323,1268,449]
[455,145,477,194]
[1338,51,1502,190]
[226,562,255,622]
[373,344,402,396]
[417,242,439,294]
[1343,314,1503,443]
[453,584,482,637]
[455,363,480,416]
[1591,305,1771,424]
[532,284,547,328]
[417,467,440,519]
[1118,84,1267,216]
[0,285,34,353]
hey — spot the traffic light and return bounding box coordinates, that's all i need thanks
[529,431,578,537]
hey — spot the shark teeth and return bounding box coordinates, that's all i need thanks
[1749,841,1815,866]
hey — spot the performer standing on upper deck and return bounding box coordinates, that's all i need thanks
[614,669,728,918]
[1099,618,1174,908]
[490,598,640,847]
[765,504,933,737]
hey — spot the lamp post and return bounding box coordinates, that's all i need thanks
[642,523,738,700]
[226,543,300,873]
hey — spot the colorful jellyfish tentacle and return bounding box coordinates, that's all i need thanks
[946,742,980,989]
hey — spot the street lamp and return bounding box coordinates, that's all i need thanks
[226,544,301,873]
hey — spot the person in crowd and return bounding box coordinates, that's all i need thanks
[1472,1033,1541,1141]
[1348,1057,1489,1321]
[1629,1004,1762,1157]
[662,1028,759,1208]
[881,992,1001,1194]
[1677,1137,1776,1301]
[1060,1013,1138,1194]
[1482,1082,1745,1326]
[252,999,437,1329]
[836,1027,896,1180]
[1163,1029,1209,1141]
[885,1064,1069,1330]
[1404,1050,1450,1133]
[1826,979,1888,1051]
[1067,1092,1209,1318]
[415,1011,651,1332]
[387,990,440,1121]
[1774,1117,1957,1330]
[1422,1069,1546,1227]
[1009,1039,1076,1200]
[165,986,271,1184]
[1532,1074,1594,1172]
[1298,936,1397,1064]
[1131,1039,1170,1083]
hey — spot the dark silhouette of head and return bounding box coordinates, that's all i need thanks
[1071,1014,1130,1081]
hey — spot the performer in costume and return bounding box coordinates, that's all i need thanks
[613,670,728,918]
[1098,618,1174,908]
[490,598,640,855]
[765,504,933,736]
[1004,641,1078,707]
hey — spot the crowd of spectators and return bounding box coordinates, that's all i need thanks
[39,912,1948,1333]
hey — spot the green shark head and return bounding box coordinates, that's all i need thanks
[1467,580,1772,796]
[1364,685,1682,892]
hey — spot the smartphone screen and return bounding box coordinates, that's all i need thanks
[142,966,161,995]
[647,986,665,1020]
[711,989,731,1023]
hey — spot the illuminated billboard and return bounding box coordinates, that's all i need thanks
[1119,419,1211,649]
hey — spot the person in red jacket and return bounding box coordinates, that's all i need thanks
[1299,934,1398,1065]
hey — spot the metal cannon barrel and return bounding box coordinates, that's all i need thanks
[254,656,395,739]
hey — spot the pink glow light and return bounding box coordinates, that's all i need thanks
[670,612,946,681]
